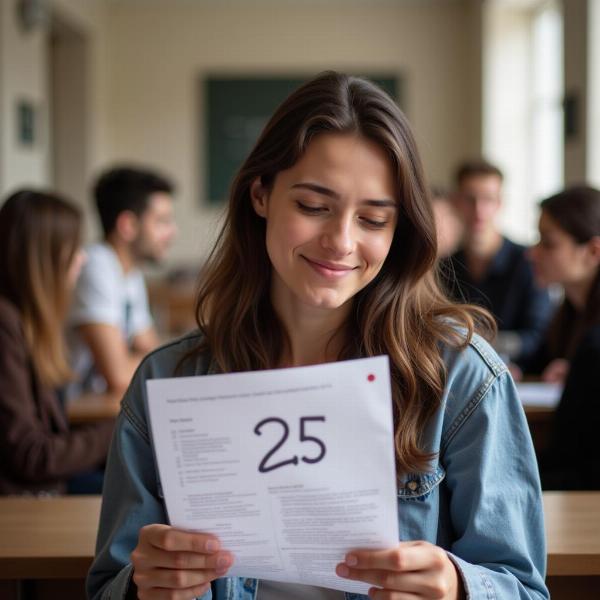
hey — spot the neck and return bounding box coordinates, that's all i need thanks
[273,299,350,368]
[106,235,135,273]
[564,275,595,312]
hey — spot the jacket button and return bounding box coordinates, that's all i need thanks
[407,480,418,491]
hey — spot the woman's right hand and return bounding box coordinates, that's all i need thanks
[131,524,233,599]
[541,358,570,384]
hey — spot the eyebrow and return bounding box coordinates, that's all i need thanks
[291,182,396,208]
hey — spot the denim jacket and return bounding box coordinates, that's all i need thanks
[87,331,548,600]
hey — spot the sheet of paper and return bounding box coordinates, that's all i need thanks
[146,356,399,594]
[517,382,562,408]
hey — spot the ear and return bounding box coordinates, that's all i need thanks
[250,177,269,218]
[115,210,140,242]
[587,235,600,266]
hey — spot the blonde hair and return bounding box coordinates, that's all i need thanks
[0,190,82,388]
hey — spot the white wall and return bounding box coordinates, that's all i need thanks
[104,0,480,266]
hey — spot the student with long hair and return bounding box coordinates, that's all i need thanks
[88,73,547,600]
[529,185,600,489]
[0,190,114,495]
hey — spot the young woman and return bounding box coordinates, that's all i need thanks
[88,73,548,600]
[529,185,600,489]
[0,190,114,495]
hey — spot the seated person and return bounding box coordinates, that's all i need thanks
[445,159,552,367]
[88,72,547,600]
[431,185,463,258]
[529,185,600,489]
[68,166,177,396]
[0,190,114,495]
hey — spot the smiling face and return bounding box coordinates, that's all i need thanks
[251,133,398,317]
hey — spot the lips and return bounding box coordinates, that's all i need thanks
[301,256,356,279]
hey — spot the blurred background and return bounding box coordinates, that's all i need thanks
[0,0,598,334]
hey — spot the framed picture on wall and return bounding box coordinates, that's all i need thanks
[16,100,37,146]
[202,74,402,206]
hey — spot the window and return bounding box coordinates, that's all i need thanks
[483,0,563,243]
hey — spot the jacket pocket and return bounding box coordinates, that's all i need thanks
[397,465,445,501]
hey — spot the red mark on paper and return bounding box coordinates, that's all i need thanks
[367,374,375,382]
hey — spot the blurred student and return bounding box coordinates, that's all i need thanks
[446,160,552,367]
[0,190,114,495]
[69,166,177,396]
[529,185,600,489]
[431,186,463,258]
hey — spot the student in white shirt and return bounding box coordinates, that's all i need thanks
[69,166,177,395]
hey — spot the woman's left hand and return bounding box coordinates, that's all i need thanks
[335,540,464,599]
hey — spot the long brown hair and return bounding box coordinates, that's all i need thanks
[193,72,493,474]
[541,185,600,359]
[0,190,82,388]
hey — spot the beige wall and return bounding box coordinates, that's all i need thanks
[0,0,108,203]
[588,0,600,188]
[563,0,588,184]
[0,0,49,194]
[104,0,480,266]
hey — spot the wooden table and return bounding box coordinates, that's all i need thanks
[0,496,101,599]
[544,492,600,598]
[67,392,121,424]
[1,492,598,598]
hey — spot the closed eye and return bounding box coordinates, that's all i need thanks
[296,201,327,214]
[360,216,389,229]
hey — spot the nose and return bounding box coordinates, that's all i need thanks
[473,198,487,221]
[320,215,355,257]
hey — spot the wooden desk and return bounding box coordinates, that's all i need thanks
[544,492,600,599]
[0,496,100,579]
[66,392,121,424]
[0,496,101,599]
[544,491,600,574]
[1,492,598,598]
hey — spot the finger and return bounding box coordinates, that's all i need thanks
[337,566,451,597]
[336,566,404,590]
[134,547,233,571]
[342,542,446,573]
[144,525,221,554]
[368,587,420,600]
[134,567,224,590]
[138,582,210,600]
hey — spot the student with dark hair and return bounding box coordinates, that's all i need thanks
[529,185,600,489]
[88,73,547,600]
[445,160,552,369]
[0,190,114,495]
[68,166,177,396]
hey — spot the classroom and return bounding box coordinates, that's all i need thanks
[0,0,599,599]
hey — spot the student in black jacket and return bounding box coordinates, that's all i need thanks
[446,160,552,368]
[529,185,600,489]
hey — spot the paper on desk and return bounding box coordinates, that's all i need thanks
[516,382,562,408]
[146,356,398,594]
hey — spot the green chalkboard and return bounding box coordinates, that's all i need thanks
[204,75,401,205]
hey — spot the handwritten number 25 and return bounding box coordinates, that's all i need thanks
[254,416,326,473]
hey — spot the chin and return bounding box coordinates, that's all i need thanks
[305,291,350,310]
